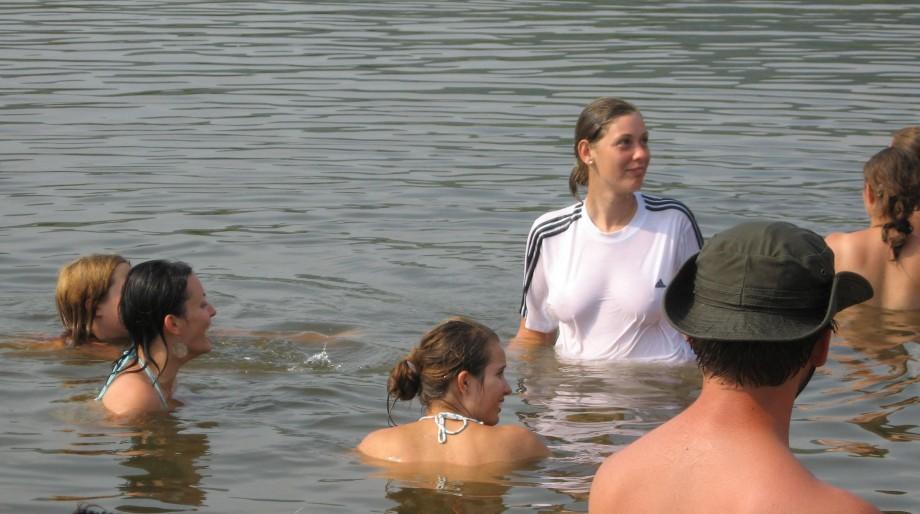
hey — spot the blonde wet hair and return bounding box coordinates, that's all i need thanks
[55,254,128,346]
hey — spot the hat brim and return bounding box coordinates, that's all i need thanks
[664,253,873,342]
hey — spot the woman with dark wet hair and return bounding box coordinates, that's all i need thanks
[97,260,217,416]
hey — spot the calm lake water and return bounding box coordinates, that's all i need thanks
[1,1,918,512]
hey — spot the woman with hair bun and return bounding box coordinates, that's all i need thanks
[358,317,548,465]
[97,259,217,416]
[826,147,920,310]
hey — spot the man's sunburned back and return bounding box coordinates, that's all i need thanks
[596,221,882,514]
[589,402,881,514]
[827,220,920,310]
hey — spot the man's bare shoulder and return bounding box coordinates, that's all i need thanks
[802,482,881,514]
[747,480,882,514]
[588,424,882,514]
[590,464,881,514]
[588,431,668,513]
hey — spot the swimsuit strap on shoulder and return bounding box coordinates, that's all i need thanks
[95,346,169,408]
[139,357,169,408]
[418,411,484,444]
[96,347,137,401]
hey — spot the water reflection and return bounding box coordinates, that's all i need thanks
[509,345,699,494]
[114,416,210,508]
[384,480,508,514]
[827,305,920,445]
[2,0,920,510]
[361,458,515,514]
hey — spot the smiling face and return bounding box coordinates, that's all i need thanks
[174,273,217,358]
[580,112,650,196]
[462,339,512,426]
[90,262,130,343]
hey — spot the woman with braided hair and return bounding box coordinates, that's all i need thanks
[357,317,548,466]
[826,147,920,310]
[891,126,920,157]
[890,126,920,239]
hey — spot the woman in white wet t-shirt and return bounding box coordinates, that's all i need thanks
[515,97,702,362]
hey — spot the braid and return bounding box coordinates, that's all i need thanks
[881,215,913,260]
[863,147,920,260]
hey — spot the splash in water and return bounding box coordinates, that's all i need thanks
[298,344,339,371]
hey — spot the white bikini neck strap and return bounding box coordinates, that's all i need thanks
[419,411,484,444]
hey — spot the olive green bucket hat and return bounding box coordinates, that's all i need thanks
[664,221,873,342]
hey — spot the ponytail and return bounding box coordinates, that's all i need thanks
[882,216,913,260]
[569,163,588,198]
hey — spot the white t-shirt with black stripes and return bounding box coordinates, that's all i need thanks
[520,192,702,362]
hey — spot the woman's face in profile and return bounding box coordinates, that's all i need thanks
[465,340,512,426]
[177,273,217,357]
[91,262,130,343]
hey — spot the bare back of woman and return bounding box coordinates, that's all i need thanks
[827,148,920,310]
[358,318,548,468]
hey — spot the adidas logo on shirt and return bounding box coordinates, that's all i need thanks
[655,279,667,288]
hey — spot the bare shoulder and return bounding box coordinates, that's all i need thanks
[824,229,849,242]
[825,230,874,270]
[751,472,882,514]
[356,426,391,455]
[491,424,549,460]
[588,445,635,511]
[811,483,881,514]
[101,372,166,416]
[825,230,857,257]
[357,425,410,461]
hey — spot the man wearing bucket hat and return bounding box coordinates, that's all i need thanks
[589,221,881,514]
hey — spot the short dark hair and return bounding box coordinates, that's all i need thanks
[688,324,832,387]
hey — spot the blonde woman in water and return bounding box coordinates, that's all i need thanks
[826,146,920,310]
[50,254,131,358]
[358,317,548,465]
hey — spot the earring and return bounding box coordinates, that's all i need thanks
[171,340,189,359]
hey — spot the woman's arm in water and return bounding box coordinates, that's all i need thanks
[509,318,556,349]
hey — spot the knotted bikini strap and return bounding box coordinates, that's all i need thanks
[418,411,484,444]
